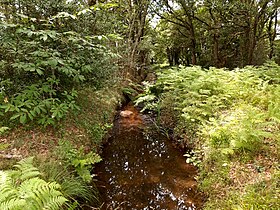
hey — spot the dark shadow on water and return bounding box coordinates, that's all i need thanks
[95,103,204,210]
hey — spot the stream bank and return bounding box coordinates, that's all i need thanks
[95,103,204,209]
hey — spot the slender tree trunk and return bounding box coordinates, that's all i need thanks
[188,17,197,65]
[248,20,258,65]
[166,48,173,66]
[213,33,219,67]
[190,38,197,65]
[174,48,180,65]
[268,11,277,59]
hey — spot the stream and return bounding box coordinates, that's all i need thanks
[95,103,204,209]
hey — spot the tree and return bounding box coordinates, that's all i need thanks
[150,0,280,68]
[152,0,199,65]
[0,0,119,126]
[125,0,150,77]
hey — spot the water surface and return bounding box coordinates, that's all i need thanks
[96,104,203,209]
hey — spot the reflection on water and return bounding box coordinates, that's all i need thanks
[95,104,203,209]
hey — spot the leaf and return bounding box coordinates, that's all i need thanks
[0,158,68,209]
[36,68,44,75]
[56,59,65,65]
[20,114,27,124]
[40,34,48,41]
[28,113,34,121]
[39,106,47,113]
[0,127,9,134]
[27,30,34,37]
[48,59,58,68]
[34,107,41,114]
[10,113,21,120]
[53,12,77,20]
[77,9,92,16]
[3,105,11,112]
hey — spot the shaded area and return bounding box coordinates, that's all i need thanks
[95,103,204,209]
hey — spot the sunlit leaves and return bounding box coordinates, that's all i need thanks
[0,157,68,210]
[138,63,280,156]
[53,12,77,20]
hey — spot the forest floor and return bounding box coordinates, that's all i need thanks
[0,80,127,209]
[1,85,124,169]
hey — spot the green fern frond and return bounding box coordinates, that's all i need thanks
[0,158,68,210]
[20,178,67,210]
[13,157,41,181]
[0,198,26,210]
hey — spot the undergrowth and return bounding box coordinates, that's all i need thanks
[0,83,124,209]
[0,157,68,210]
[136,61,280,209]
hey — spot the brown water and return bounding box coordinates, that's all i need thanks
[95,104,203,209]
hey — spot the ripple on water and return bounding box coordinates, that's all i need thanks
[95,104,203,209]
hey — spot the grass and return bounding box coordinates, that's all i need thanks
[38,159,100,207]
[0,81,125,208]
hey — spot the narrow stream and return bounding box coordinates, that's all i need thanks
[95,103,204,209]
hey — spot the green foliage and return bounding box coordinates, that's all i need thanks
[152,0,279,68]
[122,84,140,100]
[139,63,280,153]
[122,87,136,95]
[201,169,280,210]
[233,172,280,210]
[201,104,275,153]
[250,61,280,84]
[1,82,79,126]
[0,127,9,134]
[183,150,202,166]
[0,5,117,127]
[135,81,161,112]
[73,86,122,147]
[0,157,68,210]
[56,140,102,183]
[39,160,99,207]
[139,63,280,209]
[88,123,112,146]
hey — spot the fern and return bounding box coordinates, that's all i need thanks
[56,140,102,183]
[13,157,41,181]
[134,81,161,112]
[0,157,68,210]
[39,160,100,207]
[139,65,280,158]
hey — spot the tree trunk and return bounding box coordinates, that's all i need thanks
[213,33,219,67]
[268,11,277,59]
[174,48,180,65]
[248,20,258,65]
[166,48,173,66]
[188,14,197,65]
[127,0,149,77]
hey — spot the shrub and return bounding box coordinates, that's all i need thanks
[0,11,116,127]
